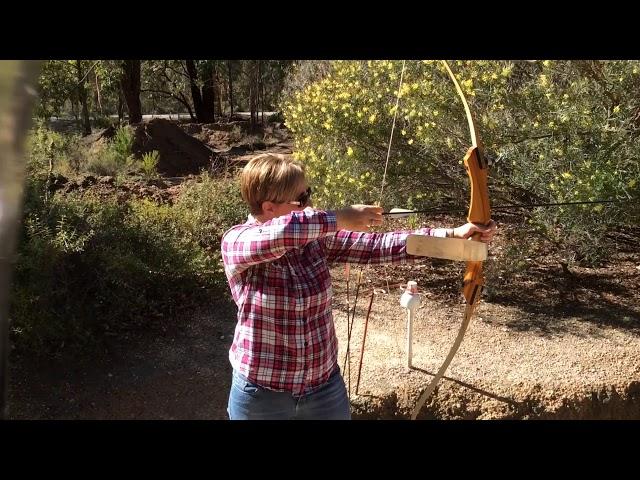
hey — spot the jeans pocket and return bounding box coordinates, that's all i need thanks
[232,371,262,395]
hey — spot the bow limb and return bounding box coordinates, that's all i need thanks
[410,61,491,420]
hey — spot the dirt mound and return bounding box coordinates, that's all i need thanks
[179,121,291,153]
[132,119,216,176]
[48,119,294,204]
[50,173,185,205]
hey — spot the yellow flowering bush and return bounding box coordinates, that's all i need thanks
[282,60,640,265]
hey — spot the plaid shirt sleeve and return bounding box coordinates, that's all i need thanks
[323,226,439,266]
[221,207,337,279]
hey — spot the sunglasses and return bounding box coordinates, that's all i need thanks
[287,187,312,207]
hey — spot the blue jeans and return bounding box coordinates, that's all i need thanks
[227,367,351,420]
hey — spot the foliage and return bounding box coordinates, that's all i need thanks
[282,60,640,265]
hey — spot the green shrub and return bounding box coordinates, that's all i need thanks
[10,175,241,355]
[140,150,160,179]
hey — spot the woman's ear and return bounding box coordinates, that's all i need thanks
[260,200,275,215]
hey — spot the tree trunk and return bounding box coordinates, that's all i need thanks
[0,60,42,419]
[183,100,195,121]
[70,96,79,121]
[94,69,103,115]
[76,60,92,136]
[227,60,234,118]
[249,61,258,132]
[186,59,205,122]
[117,87,124,123]
[120,60,142,124]
[201,78,215,123]
[259,61,264,125]
[200,62,216,123]
[213,65,223,118]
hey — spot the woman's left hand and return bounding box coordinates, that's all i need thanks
[453,220,497,243]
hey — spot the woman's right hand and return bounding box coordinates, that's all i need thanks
[336,205,383,231]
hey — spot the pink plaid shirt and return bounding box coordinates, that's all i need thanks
[221,207,440,395]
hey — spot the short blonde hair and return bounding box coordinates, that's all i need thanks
[240,153,306,215]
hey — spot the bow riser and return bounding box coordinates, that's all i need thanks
[462,146,491,306]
